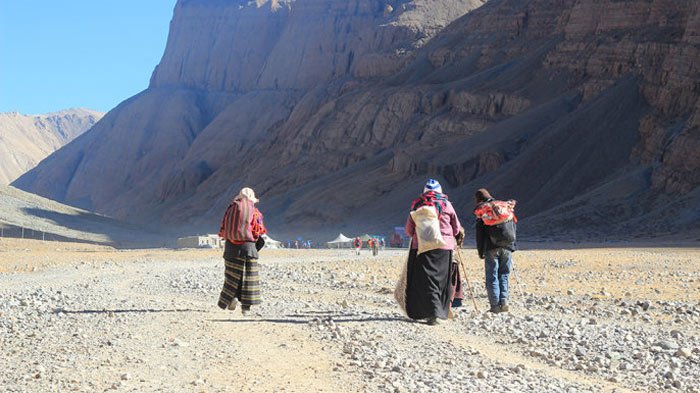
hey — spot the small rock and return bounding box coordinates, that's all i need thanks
[120,373,131,381]
[674,348,692,358]
[476,370,488,379]
[656,340,680,351]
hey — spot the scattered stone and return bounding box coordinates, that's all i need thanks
[656,340,680,351]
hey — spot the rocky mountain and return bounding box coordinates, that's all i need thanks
[14,0,700,241]
[0,108,103,184]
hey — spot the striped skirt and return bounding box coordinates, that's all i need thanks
[217,256,261,309]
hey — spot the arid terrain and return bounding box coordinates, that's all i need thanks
[16,0,700,239]
[1,238,699,392]
[0,109,102,185]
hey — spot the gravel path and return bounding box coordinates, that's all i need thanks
[1,248,699,392]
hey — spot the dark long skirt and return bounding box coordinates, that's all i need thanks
[217,241,261,309]
[405,248,453,320]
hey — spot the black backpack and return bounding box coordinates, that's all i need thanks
[487,219,517,248]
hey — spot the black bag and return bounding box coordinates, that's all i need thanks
[488,219,516,248]
[255,236,266,251]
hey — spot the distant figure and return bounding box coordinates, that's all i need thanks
[370,238,379,256]
[473,188,517,313]
[390,232,402,248]
[353,237,362,255]
[379,238,385,250]
[294,240,299,249]
[217,187,266,316]
[401,179,463,325]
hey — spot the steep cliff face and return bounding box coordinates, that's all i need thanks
[15,0,700,240]
[0,109,102,184]
[150,0,484,91]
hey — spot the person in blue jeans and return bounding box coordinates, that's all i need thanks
[473,188,517,313]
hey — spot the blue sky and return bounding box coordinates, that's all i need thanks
[0,1,176,115]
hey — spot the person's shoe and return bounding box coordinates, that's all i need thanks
[227,299,238,310]
[426,317,441,326]
[500,300,510,313]
[489,304,501,313]
[241,306,251,316]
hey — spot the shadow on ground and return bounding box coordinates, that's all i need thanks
[56,308,207,314]
[210,310,411,324]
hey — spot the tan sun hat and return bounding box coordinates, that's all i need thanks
[236,187,259,203]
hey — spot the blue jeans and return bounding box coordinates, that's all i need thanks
[484,248,512,307]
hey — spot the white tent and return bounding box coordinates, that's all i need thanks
[262,234,283,249]
[327,233,353,248]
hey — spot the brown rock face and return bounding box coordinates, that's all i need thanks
[0,109,102,185]
[14,0,700,240]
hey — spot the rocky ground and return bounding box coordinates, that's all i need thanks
[1,239,699,392]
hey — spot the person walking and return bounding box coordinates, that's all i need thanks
[473,188,517,313]
[402,179,463,325]
[353,237,362,255]
[217,187,266,316]
[370,238,379,256]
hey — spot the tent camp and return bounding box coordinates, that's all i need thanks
[327,233,353,248]
[262,234,283,249]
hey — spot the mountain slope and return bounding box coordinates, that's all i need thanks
[0,185,163,247]
[0,108,103,184]
[14,0,700,241]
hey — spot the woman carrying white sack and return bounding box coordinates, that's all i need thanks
[401,179,464,325]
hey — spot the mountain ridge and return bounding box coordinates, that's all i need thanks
[0,108,103,185]
[14,0,700,241]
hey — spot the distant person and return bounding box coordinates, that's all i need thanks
[370,238,379,256]
[473,188,517,313]
[379,238,385,250]
[294,240,299,249]
[353,237,362,255]
[217,187,266,316]
[401,179,463,325]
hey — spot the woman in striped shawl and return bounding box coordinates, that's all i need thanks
[217,187,266,315]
